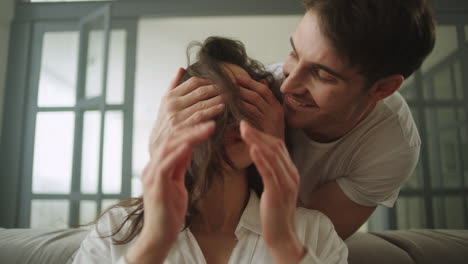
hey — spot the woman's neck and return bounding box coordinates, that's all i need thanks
[190,168,249,234]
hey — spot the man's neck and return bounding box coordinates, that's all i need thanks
[190,169,249,234]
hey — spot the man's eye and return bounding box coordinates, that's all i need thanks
[289,51,298,59]
[317,69,335,83]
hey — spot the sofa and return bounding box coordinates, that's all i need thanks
[0,228,467,263]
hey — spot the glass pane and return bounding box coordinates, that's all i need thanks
[403,160,423,189]
[132,175,142,197]
[80,200,97,225]
[101,199,119,213]
[81,111,101,194]
[37,31,78,107]
[399,75,416,100]
[396,197,426,229]
[85,20,105,99]
[426,108,465,188]
[432,67,453,100]
[453,60,464,99]
[107,30,127,105]
[30,200,69,228]
[405,108,423,189]
[433,197,466,229]
[421,26,458,100]
[102,111,123,194]
[33,112,75,194]
[410,107,421,134]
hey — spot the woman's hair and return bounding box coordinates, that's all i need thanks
[94,36,281,245]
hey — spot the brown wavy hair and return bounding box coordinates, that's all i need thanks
[93,36,282,245]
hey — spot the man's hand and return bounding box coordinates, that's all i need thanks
[237,76,285,140]
[240,121,305,264]
[149,68,225,156]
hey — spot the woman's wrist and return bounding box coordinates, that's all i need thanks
[268,234,306,264]
[126,235,173,264]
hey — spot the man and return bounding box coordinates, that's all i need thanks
[150,0,435,240]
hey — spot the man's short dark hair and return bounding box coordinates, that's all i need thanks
[303,0,436,84]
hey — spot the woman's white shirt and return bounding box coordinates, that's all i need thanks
[72,191,348,264]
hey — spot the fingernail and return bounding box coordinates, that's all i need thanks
[217,103,225,109]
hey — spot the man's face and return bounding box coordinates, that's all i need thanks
[281,10,374,141]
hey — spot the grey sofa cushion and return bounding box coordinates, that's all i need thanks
[372,230,468,264]
[346,232,415,264]
[0,228,88,264]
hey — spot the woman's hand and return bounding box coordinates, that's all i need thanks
[148,68,225,157]
[127,122,216,264]
[240,121,305,264]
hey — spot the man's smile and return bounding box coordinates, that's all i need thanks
[285,94,318,110]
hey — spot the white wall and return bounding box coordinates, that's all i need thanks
[133,15,302,195]
[0,0,15,138]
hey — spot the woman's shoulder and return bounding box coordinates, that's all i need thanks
[94,204,140,237]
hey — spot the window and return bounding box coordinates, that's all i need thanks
[8,5,137,228]
[395,24,468,229]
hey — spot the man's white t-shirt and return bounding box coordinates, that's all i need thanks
[289,92,420,207]
[270,63,420,207]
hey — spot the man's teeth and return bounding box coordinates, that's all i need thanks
[289,96,314,107]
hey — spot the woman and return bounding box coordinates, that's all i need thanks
[72,37,348,264]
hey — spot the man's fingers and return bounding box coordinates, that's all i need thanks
[171,77,213,97]
[180,83,220,108]
[167,68,186,91]
[237,76,275,104]
[163,121,216,153]
[177,94,224,121]
[240,87,267,114]
[178,103,225,128]
[241,102,262,119]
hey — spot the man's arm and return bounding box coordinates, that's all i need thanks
[301,181,376,240]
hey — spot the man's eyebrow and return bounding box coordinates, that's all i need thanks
[289,36,348,82]
[290,37,298,56]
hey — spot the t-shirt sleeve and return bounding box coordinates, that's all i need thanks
[336,143,420,207]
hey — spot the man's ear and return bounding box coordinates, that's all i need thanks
[368,74,404,102]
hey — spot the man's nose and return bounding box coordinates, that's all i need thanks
[281,63,304,94]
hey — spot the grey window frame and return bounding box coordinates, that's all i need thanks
[387,10,468,230]
[1,2,138,228]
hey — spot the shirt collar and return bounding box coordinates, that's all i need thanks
[235,190,262,238]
